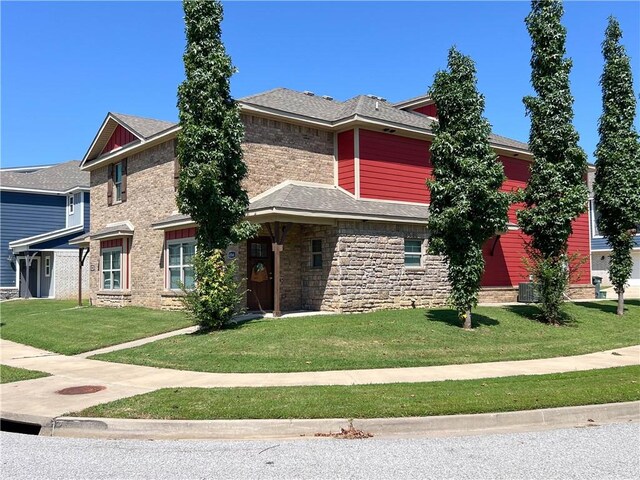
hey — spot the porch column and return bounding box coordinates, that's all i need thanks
[23,252,36,299]
[266,221,292,318]
[78,247,90,306]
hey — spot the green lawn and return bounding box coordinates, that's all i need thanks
[92,300,640,373]
[0,364,50,384]
[0,300,194,355]
[72,365,640,420]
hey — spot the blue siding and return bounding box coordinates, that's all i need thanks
[592,235,640,251]
[84,192,91,231]
[0,191,67,287]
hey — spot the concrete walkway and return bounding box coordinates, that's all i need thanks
[1,336,639,420]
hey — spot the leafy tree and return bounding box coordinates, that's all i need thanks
[517,0,588,325]
[593,17,640,316]
[177,0,255,254]
[176,0,256,328]
[427,47,510,329]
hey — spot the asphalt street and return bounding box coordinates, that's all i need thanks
[1,422,639,479]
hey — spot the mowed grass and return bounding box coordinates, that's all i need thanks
[0,364,50,384]
[73,366,640,420]
[0,300,194,355]
[92,300,640,373]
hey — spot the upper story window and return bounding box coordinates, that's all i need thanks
[102,247,122,290]
[311,239,323,268]
[167,239,196,290]
[108,159,127,205]
[404,239,423,267]
[67,194,74,214]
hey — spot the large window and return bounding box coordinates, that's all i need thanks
[114,162,123,202]
[102,248,122,290]
[404,239,422,267]
[168,240,196,290]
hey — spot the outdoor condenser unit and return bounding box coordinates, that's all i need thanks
[518,282,539,303]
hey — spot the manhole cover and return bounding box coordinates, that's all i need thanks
[56,385,106,395]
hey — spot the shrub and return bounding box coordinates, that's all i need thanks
[181,250,243,330]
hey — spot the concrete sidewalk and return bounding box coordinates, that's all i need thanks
[1,337,639,420]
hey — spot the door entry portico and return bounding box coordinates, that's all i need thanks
[18,255,40,298]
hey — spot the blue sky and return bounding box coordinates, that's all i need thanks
[2,1,639,168]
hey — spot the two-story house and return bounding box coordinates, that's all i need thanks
[0,161,90,299]
[588,171,640,290]
[77,89,593,312]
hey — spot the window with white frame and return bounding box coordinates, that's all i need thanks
[102,248,122,290]
[44,256,51,277]
[167,240,196,289]
[114,162,123,202]
[68,194,74,214]
[311,239,322,268]
[404,239,423,267]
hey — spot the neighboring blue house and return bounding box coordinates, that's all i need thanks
[0,161,90,299]
[588,171,640,288]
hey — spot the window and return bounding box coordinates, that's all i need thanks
[102,248,122,290]
[114,162,123,202]
[404,239,422,267]
[44,256,51,277]
[68,194,74,214]
[311,239,322,268]
[167,240,196,289]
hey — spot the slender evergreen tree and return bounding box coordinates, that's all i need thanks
[593,17,640,316]
[176,0,256,329]
[517,0,588,324]
[177,0,255,254]
[427,47,510,329]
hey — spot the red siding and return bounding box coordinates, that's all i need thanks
[413,104,438,118]
[480,155,591,286]
[337,130,355,194]
[359,129,431,203]
[100,239,123,249]
[166,227,197,241]
[102,125,136,154]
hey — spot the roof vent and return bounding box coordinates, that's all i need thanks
[303,91,315,96]
[366,94,387,102]
[321,95,333,101]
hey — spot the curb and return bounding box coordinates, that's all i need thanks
[39,401,640,441]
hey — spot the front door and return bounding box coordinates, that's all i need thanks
[19,256,40,298]
[247,237,274,311]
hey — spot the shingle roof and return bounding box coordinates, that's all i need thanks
[91,222,135,240]
[249,182,429,223]
[110,113,177,140]
[0,160,89,192]
[239,88,529,152]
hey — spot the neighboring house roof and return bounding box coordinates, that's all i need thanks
[9,225,84,253]
[0,160,89,194]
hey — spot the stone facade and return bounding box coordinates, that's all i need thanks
[0,288,18,301]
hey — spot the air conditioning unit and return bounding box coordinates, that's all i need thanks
[518,282,539,303]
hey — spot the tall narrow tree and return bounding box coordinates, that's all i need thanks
[177,0,255,254]
[427,47,510,329]
[517,0,588,324]
[593,17,640,316]
[176,0,256,329]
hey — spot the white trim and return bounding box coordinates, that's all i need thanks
[165,237,196,290]
[354,127,361,198]
[100,246,124,291]
[0,164,54,173]
[246,208,429,225]
[0,186,89,195]
[392,95,433,110]
[9,225,84,252]
[152,218,196,231]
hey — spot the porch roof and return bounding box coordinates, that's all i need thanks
[9,225,84,253]
[248,182,430,224]
[90,222,135,241]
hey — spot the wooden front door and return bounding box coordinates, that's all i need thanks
[247,237,274,311]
